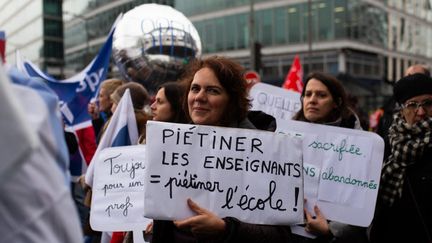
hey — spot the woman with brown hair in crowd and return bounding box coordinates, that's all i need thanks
[150,56,292,243]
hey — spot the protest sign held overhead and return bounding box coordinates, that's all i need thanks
[144,121,304,225]
[250,82,301,123]
[277,120,384,227]
[90,145,151,231]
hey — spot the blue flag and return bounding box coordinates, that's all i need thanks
[20,29,114,127]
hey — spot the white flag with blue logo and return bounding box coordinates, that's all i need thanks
[85,89,138,187]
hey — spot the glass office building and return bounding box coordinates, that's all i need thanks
[0,0,64,77]
[63,0,174,76]
[176,0,432,109]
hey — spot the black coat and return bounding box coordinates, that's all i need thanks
[370,147,432,243]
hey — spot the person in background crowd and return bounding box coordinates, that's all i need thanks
[64,128,90,233]
[88,79,124,142]
[105,82,152,243]
[1,68,83,243]
[109,81,152,144]
[114,82,189,243]
[347,94,369,130]
[291,72,367,243]
[151,56,292,243]
[370,73,432,243]
[376,64,430,158]
[84,81,152,243]
[405,64,430,77]
[81,79,125,243]
[150,81,188,124]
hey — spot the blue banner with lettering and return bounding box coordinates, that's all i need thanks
[20,29,114,127]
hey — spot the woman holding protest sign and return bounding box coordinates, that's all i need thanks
[83,81,152,243]
[151,56,292,243]
[291,72,367,243]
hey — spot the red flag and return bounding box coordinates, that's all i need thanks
[282,55,303,93]
[75,125,97,165]
[0,31,5,63]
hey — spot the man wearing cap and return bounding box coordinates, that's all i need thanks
[370,73,432,243]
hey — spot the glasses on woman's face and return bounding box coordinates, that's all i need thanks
[402,99,432,112]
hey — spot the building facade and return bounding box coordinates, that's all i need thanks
[176,0,432,110]
[62,0,174,76]
[0,0,63,77]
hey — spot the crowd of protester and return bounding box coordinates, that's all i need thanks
[2,56,431,243]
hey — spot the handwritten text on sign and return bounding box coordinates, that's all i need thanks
[90,145,151,231]
[277,120,384,227]
[144,121,304,225]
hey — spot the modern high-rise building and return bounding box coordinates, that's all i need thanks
[175,0,432,110]
[0,0,64,77]
[62,0,174,76]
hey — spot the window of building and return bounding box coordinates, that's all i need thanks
[288,4,301,43]
[44,19,63,37]
[334,0,347,38]
[237,14,248,49]
[215,18,224,50]
[274,8,287,44]
[44,40,64,58]
[317,1,333,40]
[258,9,273,46]
[225,16,237,50]
[44,0,62,16]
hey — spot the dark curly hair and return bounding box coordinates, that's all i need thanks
[180,56,251,126]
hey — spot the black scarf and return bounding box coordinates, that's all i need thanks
[379,112,432,206]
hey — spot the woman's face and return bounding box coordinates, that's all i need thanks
[302,78,337,123]
[401,94,432,125]
[98,87,112,112]
[187,67,229,126]
[151,88,174,122]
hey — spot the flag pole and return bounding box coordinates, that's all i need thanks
[249,0,256,71]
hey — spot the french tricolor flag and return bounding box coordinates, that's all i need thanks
[85,88,139,187]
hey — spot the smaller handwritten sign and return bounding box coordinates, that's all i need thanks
[144,121,304,225]
[277,120,384,227]
[90,145,151,231]
[249,83,301,122]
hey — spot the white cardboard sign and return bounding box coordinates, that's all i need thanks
[249,82,301,122]
[90,145,152,231]
[144,121,304,225]
[277,120,384,227]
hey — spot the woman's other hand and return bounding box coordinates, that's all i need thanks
[304,205,331,236]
